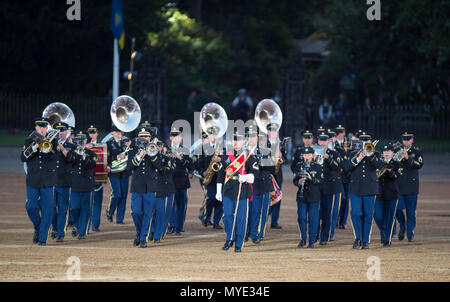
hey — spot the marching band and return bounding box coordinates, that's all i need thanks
[20,96,424,251]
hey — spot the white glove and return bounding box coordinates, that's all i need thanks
[32,143,39,152]
[238,173,254,184]
[215,183,223,201]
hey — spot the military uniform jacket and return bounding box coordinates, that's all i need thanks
[107,138,131,178]
[156,154,176,197]
[343,151,384,196]
[171,146,194,190]
[250,145,275,195]
[267,139,285,186]
[335,145,351,184]
[320,149,342,195]
[217,150,259,201]
[21,137,58,188]
[70,149,97,192]
[293,162,322,202]
[128,148,163,194]
[196,143,224,186]
[397,146,423,195]
[54,140,77,187]
[377,160,400,201]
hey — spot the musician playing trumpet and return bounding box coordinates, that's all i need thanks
[374,143,400,247]
[343,132,384,249]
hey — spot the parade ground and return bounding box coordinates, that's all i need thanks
[0,147,449,282]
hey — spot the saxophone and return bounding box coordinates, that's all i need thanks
[273,140,284,175]
[202,142,223,186]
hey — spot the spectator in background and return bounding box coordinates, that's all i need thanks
[318,97,333,128]
[305,96,314,130]
[273,90,281,105]
[335,92,349,126]
[231,88,253,122]
[361,97,373,132]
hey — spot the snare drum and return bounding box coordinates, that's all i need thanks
[90,144,108,183]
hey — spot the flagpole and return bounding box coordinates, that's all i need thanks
[112,38,119,103]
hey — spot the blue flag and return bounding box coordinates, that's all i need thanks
[111,0,125,51]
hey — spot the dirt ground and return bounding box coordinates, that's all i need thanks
[1,155,450,282]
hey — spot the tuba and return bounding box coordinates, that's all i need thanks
[109,95,141,173]
[200,102,228,186]
[255,99,284,174]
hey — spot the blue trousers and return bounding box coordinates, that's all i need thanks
[374,199,398,242]
[131,191,156,242]
[205,184,223,225]
[108,176,129,223]
[338,183,350,227]
[246,201,252,238]
[329,192,342,239]
[153,195,174,240]
[319,193,335,242]
[396,195,418,238]
[297,200,320,244]
[70,191,92,236]
[90,185,103,229]
[26,186,55,243]
[250,192,270,240]
[170,189,188,231]
[51,187,70,237]
[349,195,376,243]
[269,183,282,226]
[223,196,249,249]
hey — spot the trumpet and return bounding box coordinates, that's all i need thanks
[312,145,326,165]
[353,140,379,160]
[377,157,394,178]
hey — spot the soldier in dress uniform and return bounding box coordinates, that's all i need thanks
[86,125,103,232]
[168,127,194,235]
[343,133,384,249]
[21,117,58,246]
[69,131,97,239]
[316,132,342,245]
[196,126,224,229]
[395,131,423,242]
[266,123,285,229]
[106,125,132,224]
[153,139,176,242]
[374,142,400,247]
[194,131,209,224]
[50,122,77,242]
[290,130,314,173]
[327,129,343,241]
[247,125,275,244]
[128,128,164,248]
[215,130,259,252]
[335,125,350,229]
[293,147,322,248]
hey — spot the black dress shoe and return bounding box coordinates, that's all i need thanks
[329,236,335,242]
[56,236,64,242]
[398,231,405,241]
[408,236,415,242]
[271,224,282,229]
[383,241,391,247]
[362,242,369,249]
[338,224,345,230]
[307,243,314,249]
[207,221,213,226]
[71,226,78,237]
[78,234,86,240]
[133,235,140,247]
[213,224,223,229]
[167,227,175,234]
[33,232,39,244]
[234,246,242,253]
[148,232,154,241]
[175,229,181,235]
[315,235,320,243]
[222,240,233,251]
[297,240,306,248]
[140,241,148,248]
[154,238,160,243]
[106,211,113,222]
[38,242,46,246]
[319,240,327,245]
[116,221,125,225]
[51,230,57,239]
[381,239,386,245]
[252,238,261,244]
[201,218,208,227]
[353,239,361,249]
[91,227,100,232]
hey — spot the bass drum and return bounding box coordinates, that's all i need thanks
[90,144,108,183]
